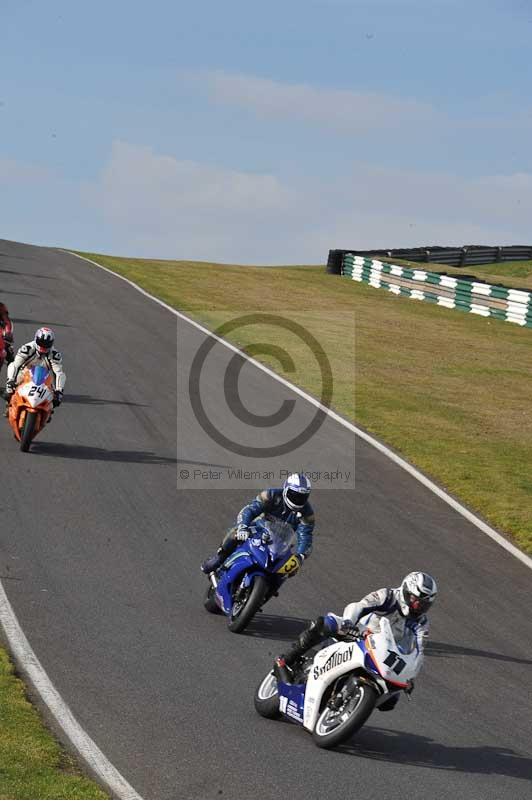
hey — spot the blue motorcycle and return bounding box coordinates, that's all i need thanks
[203,518,300,633]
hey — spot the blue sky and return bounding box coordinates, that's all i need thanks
[1,0,531,262]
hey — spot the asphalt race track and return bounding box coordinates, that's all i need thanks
[0,239,531,800]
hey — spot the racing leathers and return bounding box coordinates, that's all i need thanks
[5,342,66,411]
[0,303,14,363]
[274,586,428,708]
[201,488,315,574]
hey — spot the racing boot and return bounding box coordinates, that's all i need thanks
[201,529,239,574]
[201,549,225,574]
[273,617,327,684]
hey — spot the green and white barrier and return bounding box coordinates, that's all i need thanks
[342,254,532,327]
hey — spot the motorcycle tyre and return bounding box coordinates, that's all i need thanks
[204,584,222,615]
[227,574,267,633]
[254,671,281,719]
[312,681,377,749]
[20,412,37,452]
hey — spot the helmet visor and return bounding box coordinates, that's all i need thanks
[286,488,308,508]
[403,589,434,615]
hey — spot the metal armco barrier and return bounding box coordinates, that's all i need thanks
[328,244,532,270]
[342,254,532,327]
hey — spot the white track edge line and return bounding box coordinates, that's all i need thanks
[66,251,532,572]
[0,580,144,800]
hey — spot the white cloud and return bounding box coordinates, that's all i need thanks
[0,158,52,184]
[91,140,532,262]
[3,144,530,263]
[99,140,295,221]
[191,70,442,134]
[185,70,532,141]
[94,141,301,260]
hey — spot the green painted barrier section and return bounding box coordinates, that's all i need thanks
[342,254,532,328]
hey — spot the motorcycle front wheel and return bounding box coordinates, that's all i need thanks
[312,680,377,749]
[227,574,267,633]
[203,584,222,614]
[20,412,37,452]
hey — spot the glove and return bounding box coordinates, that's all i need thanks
[235,525,249,542]
[5,379,16,395]
[53,390,63,407]
[340,618,359,637]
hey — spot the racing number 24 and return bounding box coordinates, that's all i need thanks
[28,386,47,399]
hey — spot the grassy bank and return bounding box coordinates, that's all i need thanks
[78,251,532,555]
[0,648,108,799]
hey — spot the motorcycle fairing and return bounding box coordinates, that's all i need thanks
[361,616,422,688]
[277,682,306,724]
[9,367,54,440]
[303,640,362,731]
[215,539,289,613]
[17,367,54,409]
[356,639,380,676]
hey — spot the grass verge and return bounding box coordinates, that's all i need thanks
[77,251,532,555]
[0,647,109,799]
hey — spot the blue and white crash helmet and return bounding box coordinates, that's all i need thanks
[282,472,311,511]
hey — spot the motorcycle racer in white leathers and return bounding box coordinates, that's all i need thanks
[274,572,437,710]
[4,327,66,414]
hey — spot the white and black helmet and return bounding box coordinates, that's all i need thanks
[282,473,311,511]
[34,327,55,355]
[399,572,437,617]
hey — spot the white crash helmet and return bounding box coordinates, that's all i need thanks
[34,327,55,355]
[282,473,311,511]
[399,572,437,617]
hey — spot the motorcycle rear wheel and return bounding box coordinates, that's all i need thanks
[312,680,377,749]
[227,574,267,633]
[20,412,37,452]
[254,671,280,719]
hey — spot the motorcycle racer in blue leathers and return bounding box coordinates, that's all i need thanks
[201,473,314,575]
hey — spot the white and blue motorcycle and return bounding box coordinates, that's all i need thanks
[254,615,423,748]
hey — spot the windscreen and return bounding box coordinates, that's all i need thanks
[31,365,49,385]
[261,517,296,558]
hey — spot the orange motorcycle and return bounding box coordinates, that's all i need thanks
[8,365,54,452]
